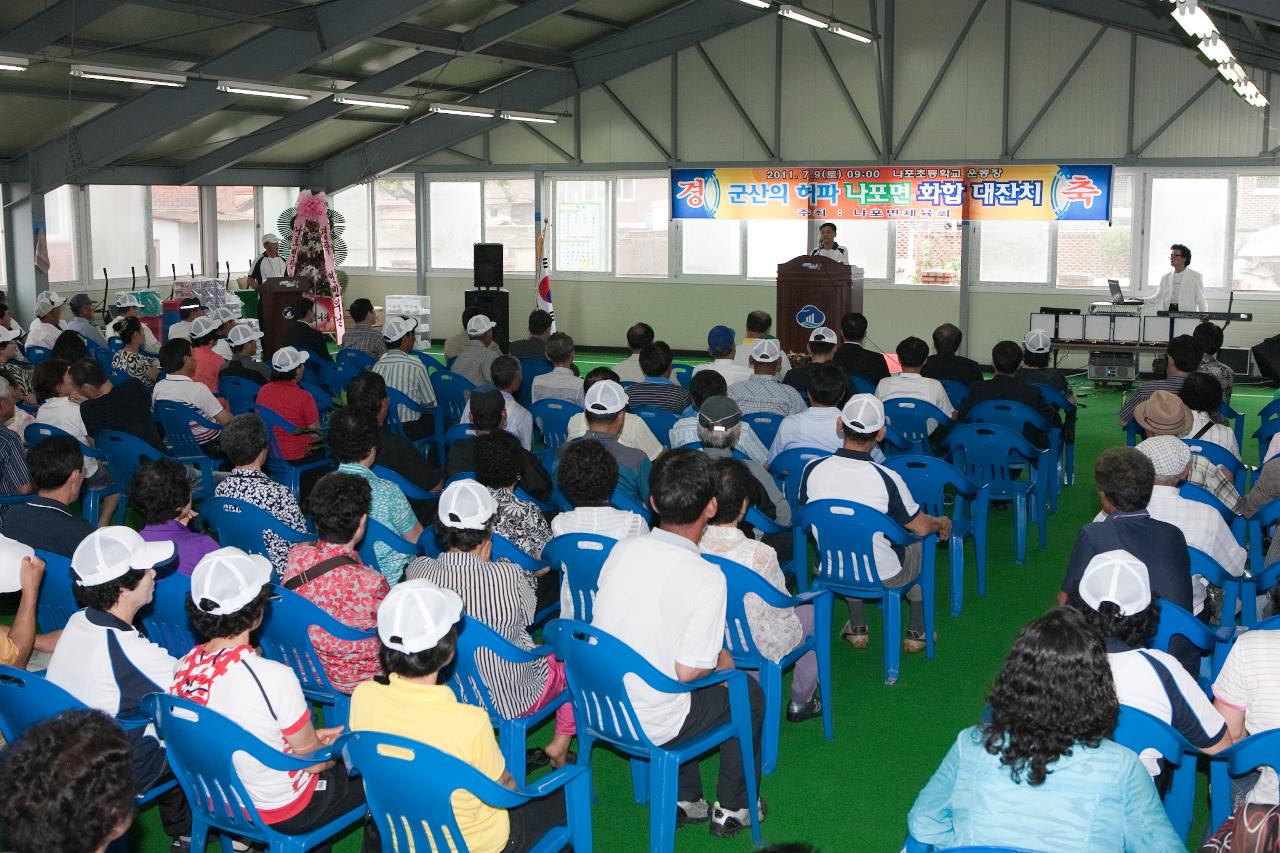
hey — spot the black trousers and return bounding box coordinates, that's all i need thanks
[269,766,368,853]
[663,678,765,811]
[404,414,436,442]
[360,787,569,853]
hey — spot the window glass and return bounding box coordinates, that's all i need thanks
[979,221,1051,283]
[44,185,78,283]
[1057,173,1133,288]
[428,181,480,269]
[484,178,535,272]
[895,220,961,285]
[616,177,669,277]
[261,187,299,240]
[554,180,610,273]
[746,219,808,278]
[331,184,371,269]
[375,177,417,271]
[216,186,257,274]
[837,221,889,279]
[89,185,149,281]
[150,186,201,275]
[1146,177,1228,292]
[681,219,742,276]
[1233,175,1280,292]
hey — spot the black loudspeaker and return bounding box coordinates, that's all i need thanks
[464,289,510,353]
[474,243,503,289]
[1219,347,1252,376]
[1253,336,1280,385]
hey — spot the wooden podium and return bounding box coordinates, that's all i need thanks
[259,277,312,356]
[775,255,863,356]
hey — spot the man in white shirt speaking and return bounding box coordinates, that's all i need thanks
[810,222,849,264]
[1146,243,1207,313]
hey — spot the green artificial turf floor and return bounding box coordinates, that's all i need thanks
[6,357,1276,853]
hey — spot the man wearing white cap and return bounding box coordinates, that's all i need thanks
[451,313,500,389]
[782,326,838,395]
[108,291,161,353]
[166,298,205,343]
[728,338,806,418]
[565,366,665,461]
[799,394,952,653]
[45,527,192,843]
[257,346,323,465]
[220,321,271,384]
[373,316,437,441]
[874,336,954,430]
[0,536,45,669]
[626,341,693,415]
[25,290,67,350]
[248,233,287,287]
[444,306,504,361]
[557,378,652,506]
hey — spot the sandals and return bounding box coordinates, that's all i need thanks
[525,747,578,770]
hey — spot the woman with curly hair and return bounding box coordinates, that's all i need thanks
[110,316,160,389]
[907,606,1181,852]
[132,456,219,575]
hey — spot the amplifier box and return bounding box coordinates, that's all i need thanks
[1088,350,1137,382]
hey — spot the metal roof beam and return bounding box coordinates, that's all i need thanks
[372,23,572,69]
[0,0,123,53]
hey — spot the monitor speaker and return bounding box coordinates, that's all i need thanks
[1219,347,1252,376]
[474,243,503,289]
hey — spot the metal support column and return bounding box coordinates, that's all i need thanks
[2,184,48,324]
[199,186,218,279]
[414,173,429,298]
[958,220,976,358]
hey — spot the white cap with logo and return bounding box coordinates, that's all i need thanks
[71,527,175,587]
[1023,328,1052,355]
[750,338,781,363]
[271,346,310,373]
[190,547,273,616]
[227,323,264,347]
[35,290,67,315]
[437,479,498,530]
[114,292,143,309]
[376,579,464,654]
[214,306,239,324]
[840,393,885,433]
[190,316,220,340]
[0,325,21,344]
[0,535,35,593]
[584,379,627,416]
[382,316,418,342]
[1079,549,1151,616]
[809,327,837,345]
[466,314,497,336]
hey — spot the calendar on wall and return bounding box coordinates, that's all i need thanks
[555,201,604,271]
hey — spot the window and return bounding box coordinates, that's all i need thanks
[1146,177,1229,292]
[895,220,961,285]
[1057,173,1133,289]
[682,219,742,276]
[429,181,480,269]
[150,186,201,275]
[375,177,416,271]
[331,185,371,269]
[89,185,149,281]
[554,180,610,273]
[44,185,77,283]
[484,178,535,272]
[616,177,668,277]
[1233,175,1280,292]
[980,221,1051,283]
[216,186,257,274]
[837,221,889,280]
[261,187,299,239]
[746,219,807,279]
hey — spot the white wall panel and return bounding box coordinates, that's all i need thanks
[1015,28,1130,159]
[779,23,879,161]
[675,45,755,162]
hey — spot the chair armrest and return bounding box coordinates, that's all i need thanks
[791,589,832,607]
[245,739,342,773]
[116,711,152,730]
[745,506,788,534]
[518,763,588,798]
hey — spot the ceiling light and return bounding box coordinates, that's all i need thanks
[1234,79,1261,99]
[1171,4,1217,39]
[827,23,872,43]
[216,81,311,101]
[0,55,29,72]
[70,64,185,87]
[1247,93,1269,108]
[1198,35,1233,65]
[500,109,557,124]
[735,0,771,7]
[1218,61,1245,83]
[778,5,829,28]
[333,93,412,110]
[428,102,495,118]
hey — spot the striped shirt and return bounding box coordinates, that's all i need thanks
[405,551,545,718]
[0,427,29,495]
[729,375,808,418]
[340,324,386,360]
[1119,377,1184,426]
[626,378,692,415]
[1214,630,1280,804]
[373,350,437,423]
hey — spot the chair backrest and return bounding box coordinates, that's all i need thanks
[356,514,422,569]
[24,345,52,366]
[154,400,217,458]
[1188,545,1236,590]
[201,497,312,560]
[964,399,1048,433]
[253,404,300,468]
[448,615,524,724]
[703,554,798,663]
[1178,481,1237,525]
[35,550,78,633]
[768,446,830,509]
[299,379,334,416]
[530,398,582,450]
[1182,438,1246,490]
[1218,402,1245,448]
[797,499,916,589]
[945,423,1040,492]
[24,421,75,448]
[336,347,376,373]
[445,423,478,447]
[609,488,654,524]
[517,356,554,407]
[1152,597,1221,665]
[218,375,260,415]
[1033,382,1075,415]
[433,371,475,423]
[882,454,975,518]
[1255,418,1280,464]
[258,584,376,703]
[414,351,447,374]
[383,386,425,435]
[543,534,617,622]
[671,362,694,389]
[630,407,679,448]
[0,664,89,741]
[1125,420,1147,446]
[882,398,950,453]
[1113,705,1194,769]
[95,429,164,496]
[490,531,545,571]
[370,464,433,501]
[849,375,875,395]
[939,379,970,409]
[140,572,202,658]
[316,360,353,398]
[742,411,784,448]
[92,344,114,371]
[1225,727,1280,779]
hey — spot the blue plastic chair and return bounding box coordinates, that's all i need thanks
[795,500,937,685]
[1125,419,1146,447]
[384,385,443,459]
[542,534,617,622]
[545,619,763,851]
[144,693,364,853]
[883,398,950,456]
[705,554,833,775]
[1112,705,1197,839]
[1254,418,1280,466]
[1033,382,1077,485]
[849,374,875,395]
[258,584,376,729]
[884,455,990,616]
[255,404,333,500]
[345,730,592,853]
[742,411,784,449]
[671,362,694,389]
[356,514,423,572]
[1247,496,1280,577]
[217,375,261,416]
[1151,598,1233,690]
[939,379,970,410]
[370,464,435,502]
[610,488,654,525]
[1219,401,1245,451]
[630,406,679,449]
[414,351,447,374]
[1209,728,1280,831]
[153,400,222,491]
[945,422,1046,564]
[1189,546,1246,631]
[298,379,335,427]
[1261,397,1280,426]
[24,422,120,524]
[336,347,375,373]
[200,497,312,562]
[315,360,354,398]
[140,572,201,658]
[24,345,51,365]
[449,615,567,786]
[517,355,554,408]
[964,399,1060,514]
[93,429,171,518]
[110,366,133,386]
[767,446,830,511]
[1183,438,1250,494]
[434,370,475,424]
[1179,481,1246,546]
[33,550,77,633]
[445,422,478,447]
[531,398,582,450]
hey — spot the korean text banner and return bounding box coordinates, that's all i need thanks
[671,165,1112,222]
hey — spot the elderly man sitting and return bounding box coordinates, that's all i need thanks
[697,395,789,529]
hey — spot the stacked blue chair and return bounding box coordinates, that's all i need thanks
[1151,598,1233,690]
[630,406,679,448]
[1183,438,1250,494]
[217,375,260,416]
[768,446,829,511]
[1112,706,1197,839]
[140,572,201,658]
[200,497,312,561]
[255,404,333,500]
[543,533,617,621]
[964,400,1060,514]
[883,399,950,456]
[945,423,1046,564]
[531,398,582,451]
[1209,728,1280,830]
[742,411,784,449]
[34,550,77,634]
[24,422,120,523]
[517,355,554,407]
[153,400,222,492]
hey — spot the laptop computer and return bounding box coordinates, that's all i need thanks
[1108,278,1142,305]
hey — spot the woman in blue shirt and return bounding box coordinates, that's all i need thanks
[907,607,1182,852]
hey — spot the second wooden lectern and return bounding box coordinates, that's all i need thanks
[775,255,864,356]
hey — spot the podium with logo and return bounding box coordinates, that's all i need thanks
[775,255,864,356]
[259,277,312,357]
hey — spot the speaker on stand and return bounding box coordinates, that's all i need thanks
[468,243,509,352]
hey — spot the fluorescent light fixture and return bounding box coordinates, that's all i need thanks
[1247,93,1269,108]
[827,23,872,43]
[1171,4,1216,39]
[0,55,29,72]
[1218,61,1245,83]
[333,93,412,110]
[427,102,495,118]
[70,64,185,87]
[500,109,558,124]
[1234,79,1260,98]
[778,5,829,28]
[216,80,311,101]
[1198,35,1233,64]
[736,0,771,7]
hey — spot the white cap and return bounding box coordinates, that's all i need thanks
[376,579,464,654]
[271,346,310,373]
[35,291,66,315]
[438,479,497,530]
[584,379,627,416]
[190,547,273,616]
[214,306,238,324]
[1079,549,1151,616]
[263,234,279,246]
[466,314,497,336]
[211,339,232,361]
[190,316,220,340]
[750,338,781,363]
[809,327,837,345]
[227,323,263,347]
[114,292,142,309]
[0,535,35,594]
[1023,328,1052,355]
[840,393,886,433]
[0,325,21,344]
[383,316,418,342]
[71,526,175,587]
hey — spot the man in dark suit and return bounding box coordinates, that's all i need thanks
[921,323,984,387]
[956,340,1061,449]
[833,312,889,386]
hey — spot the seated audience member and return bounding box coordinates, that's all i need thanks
[256,346,324,465]
[345,372,444,509]
[214,413,309,573]
[450,388,552,503]
[615,321,654,383]
[444,306,503,360]
[33,358,118,525]
[0,537,45,668]
[0,710,139,853]
[65,293,107,347]
[153,338,232,455]
[110,317,160,389]
[51,329,87,364]
[693,325,751,386]
[474,430,552,558]
[769,362,850,463]
[341,298,386,360]
[671,370,770,462]
[329,406,423,585]
[0,437,94,555]
[552,439,649,540]
[956,340,1061,449]
[729,339,807,418]
[132,457,220,575]
[1213,615,1280,806]
[566,367,664,459]
[920,323,983,387]
[0,324,34,407]
[26,290,66,350]
[172,547,366,839]
[107,292,159,352]
[71,357,165,451]
[907,607,1181,850]
[627,341,693,415]
[733,310,793,377]
[1070,550,1230,775]
[0,300,22,340]
[282,472,388,694]
[698,396,790,527]
[1119,335,1202,427]
[1135,391,1239,506]
[559,379,652,506]
[372,316,436,442]
[452,314,501,388]
[406,480,576,767]
[281,297,333,362]
[1179,371,1240,458]
[509,308,554,360]
[219,322,270,385]
[462,355,533,450]
[800,394,951,652]
[46,527,190,844]
[1016,329,1070,396]
[701,457,819,722]
[0,377,32,495]
[351,578,569,852]
[833,312,889,386]
[1194,320,1234,403]
[165,298,203,342]
[782,326,837,394]
[188,315,226,395]
[530,331,585,406]
[875,336,954,427]
[592,450,766,836]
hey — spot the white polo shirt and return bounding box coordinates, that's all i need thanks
[1214,630,1280,804]
[153,374,225,443]
[875,372,954,424]
[767,406,843,464]
[25,318,64,350]
[692,359,752,387]
[732,339,792,378]
[36,396,98,476]
[591,529,727,744]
